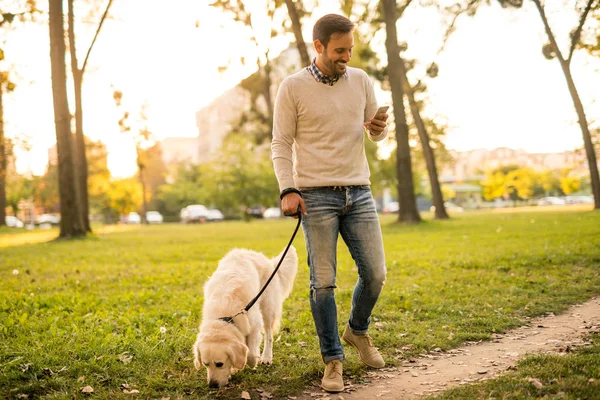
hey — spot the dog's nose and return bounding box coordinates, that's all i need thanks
[208,380,219,389]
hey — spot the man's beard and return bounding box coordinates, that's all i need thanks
[323,56,346,76]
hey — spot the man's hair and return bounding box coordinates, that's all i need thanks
[312,14,355,49]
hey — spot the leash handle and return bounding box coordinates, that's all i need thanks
[244,212,302,312]
[283,205,302,217]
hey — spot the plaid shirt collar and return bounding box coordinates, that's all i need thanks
[306,58,347,86]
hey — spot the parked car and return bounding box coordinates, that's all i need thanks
[127,212,141,224]
[430,202,464,213]
[146,211,163,224]
[37,214,60,225]
[206,209,224,221]
[5,216,24,228]
[565,195,594,204]
[382,201,399,214]
[537,196,565,206]
[181,204,209,223]
[263,207,281,219]
[246,205,266,218]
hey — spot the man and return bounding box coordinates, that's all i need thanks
[271,14,389,393]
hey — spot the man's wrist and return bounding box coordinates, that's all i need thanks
[280,187,302,200]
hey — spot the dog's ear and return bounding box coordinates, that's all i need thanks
[227,341,248,371]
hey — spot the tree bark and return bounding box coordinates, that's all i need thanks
[284,0,311,67]
[0,83,6,226]
[382,0,421,224]
[68,0,89,232]
[135,146,148,224]
[533,0,600,210]
[404,71,448,219]
[49,0,84,237]
[67,0,113,232]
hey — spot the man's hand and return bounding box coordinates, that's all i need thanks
[281,193,307,219]
[364,112,388,135]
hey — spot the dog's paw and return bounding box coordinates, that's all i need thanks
[260,356,273,365]
[247,354,259,368]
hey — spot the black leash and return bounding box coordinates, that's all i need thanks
[219,207,302,324]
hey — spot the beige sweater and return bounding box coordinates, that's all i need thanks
[271,67,388,191]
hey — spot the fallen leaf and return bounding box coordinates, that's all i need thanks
[118,354,134,364]
[528,378,543,389]
[81,386,94,393]
[241,391,251,399]
[123,389,140,394]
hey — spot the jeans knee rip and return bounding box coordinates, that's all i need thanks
[310,285,337,302]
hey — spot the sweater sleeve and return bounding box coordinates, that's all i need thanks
[271,78,297,191]
[364,74,388,142]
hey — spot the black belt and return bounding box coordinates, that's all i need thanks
[301,185,368,191]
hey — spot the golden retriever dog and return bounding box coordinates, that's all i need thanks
[193,246,298,388]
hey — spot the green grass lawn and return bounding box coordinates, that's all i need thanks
[1,209,599,399]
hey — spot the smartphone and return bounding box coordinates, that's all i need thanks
[373,105,389,120]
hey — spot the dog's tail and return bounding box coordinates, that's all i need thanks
[272,245,298,300]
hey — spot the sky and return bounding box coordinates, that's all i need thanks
[2,0,599,178]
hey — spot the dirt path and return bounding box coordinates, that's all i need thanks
[296,296,600,400]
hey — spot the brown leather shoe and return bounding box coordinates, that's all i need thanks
[342,324,385,368]
[321,360,344,393]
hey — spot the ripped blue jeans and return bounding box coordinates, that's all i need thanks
[300,186,387,362]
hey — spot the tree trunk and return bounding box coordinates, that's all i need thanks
[136,147,148,224]
[139,167,148,224]
[67,0,91,232]
[382,0,421,224]
[0,84,6,226]
[72,71,89,230]
[49,0,84,237]
[263,57,273,127]
[404,70,449,219]
[284,0,311,67]
[533,0,600,210]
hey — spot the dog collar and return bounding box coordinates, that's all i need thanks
[218,316,234,324]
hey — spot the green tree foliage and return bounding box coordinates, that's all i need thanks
[199,134,279,219]
[157,135,278,220]
[210,0,290,143]
[108,178,142,217]
[5,173,35,216]
[34,163,59,213]
[505,168,536,200]
[86,139,113,222]
[138,143,167,212]
[482,165,536,201]
[157,164,205,218]
[481,165,577,201]
[1,0,40,226]
[559,167,582,195]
